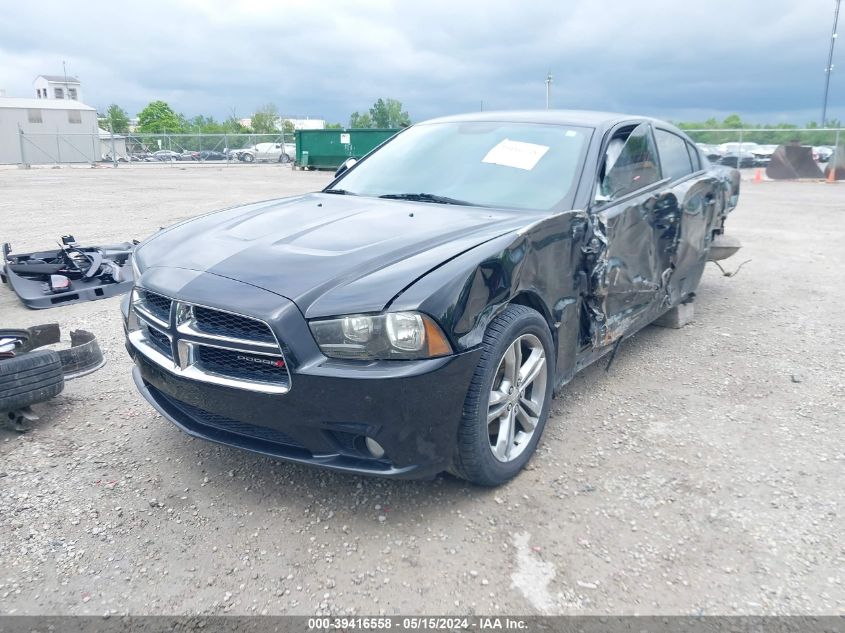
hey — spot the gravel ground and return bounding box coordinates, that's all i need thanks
[0,165,842,616]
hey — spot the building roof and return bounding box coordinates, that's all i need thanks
[36,75,81,84]
[0,97,95,111]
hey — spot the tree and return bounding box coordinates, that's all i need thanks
[219,115,248,134]
[349,111,373,128]
[325,122,342,129]
[100,104,130,133]
[251,103,280,134]
[369,98,410,128]
[137,101,184,133]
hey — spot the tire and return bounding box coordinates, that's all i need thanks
[0,350,65,412]
[452,304,554,486]
[278,154,291,164]
[241,153,255,163]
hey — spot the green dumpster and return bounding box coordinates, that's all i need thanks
[295,128,399,170]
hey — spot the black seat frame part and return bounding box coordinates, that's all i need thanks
[1,239,136,309]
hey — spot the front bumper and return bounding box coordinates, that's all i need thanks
[124,268,481,479]
[131,347,480,479]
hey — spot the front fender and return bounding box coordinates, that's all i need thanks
[389,210,588,387]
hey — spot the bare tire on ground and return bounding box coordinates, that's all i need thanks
[0,349,65,413]
[451,304,554,486]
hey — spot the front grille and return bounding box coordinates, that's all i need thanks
[197,346,288,384]
[130,290,290,394]
[140,290,172,323]
[155,389,304,449]
[146,326,173,359]
[193,307,275,343]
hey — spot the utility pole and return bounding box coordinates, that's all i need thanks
[62,60,69,100]
[545,71,553,110]
[822,0,841,125]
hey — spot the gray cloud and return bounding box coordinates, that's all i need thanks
[0,0,841,124]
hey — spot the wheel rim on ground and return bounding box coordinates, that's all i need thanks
[486,333,547,462]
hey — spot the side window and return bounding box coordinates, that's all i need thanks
[600,123,661,200]
[655,129,693,180]
[686,141,702,171]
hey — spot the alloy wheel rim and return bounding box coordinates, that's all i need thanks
[487,333,547,463]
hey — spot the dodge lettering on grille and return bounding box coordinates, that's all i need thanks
[236,354,285,368]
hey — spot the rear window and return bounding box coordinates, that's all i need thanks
[655,129,694,181]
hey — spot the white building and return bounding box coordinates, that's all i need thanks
[0,97,99,164]
[33,74,83,102]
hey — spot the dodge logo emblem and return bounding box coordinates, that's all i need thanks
[236,354,285,368]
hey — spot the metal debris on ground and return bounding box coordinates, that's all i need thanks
[711,259,752,278]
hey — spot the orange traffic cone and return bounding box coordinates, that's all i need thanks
[753,168,763,183]
[827,167,836,183]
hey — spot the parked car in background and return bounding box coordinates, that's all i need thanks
[178,151,200,161]
[696,143,723,163]
[199,150,227,161]
[238,142,294,163]
[152,150,182,161]
[125,110,741,486]
[716,145,758,168]
[751,144,777,166]
[814,146,834,162]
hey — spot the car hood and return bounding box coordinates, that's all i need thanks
[137,193,538,318]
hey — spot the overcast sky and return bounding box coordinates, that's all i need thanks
[0,0,841,125]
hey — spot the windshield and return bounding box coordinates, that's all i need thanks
[329,121,590,211]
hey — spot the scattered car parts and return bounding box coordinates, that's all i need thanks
[1,236,136,309]
[0,324,105,431]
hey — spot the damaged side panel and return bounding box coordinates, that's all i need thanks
[393,133,740,394]
[582,164,739,350]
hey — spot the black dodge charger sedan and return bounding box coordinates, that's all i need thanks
[123,110,740,486]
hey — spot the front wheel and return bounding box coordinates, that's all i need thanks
[279,153,291,163]
[452,304,554,486]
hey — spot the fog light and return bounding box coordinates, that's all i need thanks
[365,437,385,459]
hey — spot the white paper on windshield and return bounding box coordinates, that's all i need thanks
[482,138,550,170]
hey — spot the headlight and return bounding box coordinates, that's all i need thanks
[309,311,452,360]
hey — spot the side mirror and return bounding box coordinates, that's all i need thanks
[334,157,357,179]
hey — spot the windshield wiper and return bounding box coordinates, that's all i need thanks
[323,189,356,195]
[378,192,472,206]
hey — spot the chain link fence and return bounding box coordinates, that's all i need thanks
[12,127,843,172]
[14,131,297,167]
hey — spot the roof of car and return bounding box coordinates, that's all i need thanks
[420,109,659,128]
